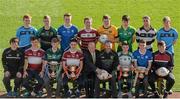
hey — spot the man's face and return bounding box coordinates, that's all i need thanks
[103,19,110,26]
[85,19,92,28]
[139,43,146,50]
[163,20,171,28]
[23,18,31,25]
[64,16,71,24]
[51,42,59,48]
[105,42,112,50]
[122,20,129,27]
[88,42,96,52]
[31,40,39,48]
[43,18,50,26]
[11,39,19,49]
[70,42,77,49]
[158,45,166,52]
[143,19,150,27]
[122,45,129,52]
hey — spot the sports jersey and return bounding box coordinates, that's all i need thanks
[99,50,119,73]
[58,25,78,52]
[136,26,156,50]
[25,48,45,71]
[2,48,24,73]
[133,49,152,68]
[16,26,37,48]
[97,25,118,51]
[62,49,83,67]
[43,48,62,62]
[156,27,178,54]
[117,26,136,52]
[117,52,132,68]
[37,26,57,51]
[77,28,99,49]
[152,51,173,71]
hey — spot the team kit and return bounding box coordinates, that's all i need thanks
[1,13,178,98]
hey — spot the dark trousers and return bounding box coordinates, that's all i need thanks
[3,73,22,92]
[23,70,44,93]
[148,72,175,92]
[135,76,149,95]
[94,75,117,98]
[62,74,84,94]
[84,72,95,98]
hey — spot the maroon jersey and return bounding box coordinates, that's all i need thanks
[62,50,83,67]
[25,48,45,71]
[77,28,99,49]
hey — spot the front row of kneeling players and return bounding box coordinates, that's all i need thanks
[2,36,174,98]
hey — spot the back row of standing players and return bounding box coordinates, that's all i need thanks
[16,13,178,55]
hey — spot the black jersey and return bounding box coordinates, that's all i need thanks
[2,48,24,73]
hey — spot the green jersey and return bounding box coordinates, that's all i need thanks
[44,48,62,62]
[117,26,136,52]
[37,26,57,51]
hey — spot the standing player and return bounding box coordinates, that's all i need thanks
[133,40,152,97]
[16,14,37,51]
[23,37,45,97]
[156,16,178,64]
[37,15,58,51]
[97,14,118,51]
[136,16,156,52]
[2,37,24,97]
[77,17,99,50]
[62,39,84,97]
[117,15,136,52]
[58,13,78,53]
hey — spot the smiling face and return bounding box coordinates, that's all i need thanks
[10,39,19,50]
[64,16,72,25]
[23,18,31,26]
[84,19,92,29]
[43,17,51,26]
[103,18,110,27]
[122,44,129,52]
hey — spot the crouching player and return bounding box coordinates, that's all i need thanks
[148,41,175,98]
[94,40,118,98]
[42,37,62,97]
[133,40,152,97]
[117,42,133,98]
[23,37,45,97]
[62,39,84,97]
[2,37,24,97]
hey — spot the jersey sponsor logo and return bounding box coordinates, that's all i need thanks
[160,33,174,37]
[80,33,96,38]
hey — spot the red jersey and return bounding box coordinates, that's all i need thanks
[77,28,99,49]
[62,50,83,67]
[25,48,45,71]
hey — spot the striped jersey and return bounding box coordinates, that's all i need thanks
[77,28,99,50]
[136,26,156,50]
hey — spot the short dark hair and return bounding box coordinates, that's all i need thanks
[143,15,150,20]
[30,36,39,41]
[23,14,32,20]
[157,41,166,46]
[139,39,146,44]
[84,17,92,23]
[122,41,129,46]
[51,37,60,43]
[9,37,18,44]
[103,14,111,20]
[163,16,171,22]
[122,15,130,21]
[64,13,72,18]
[70,38,77,43]
[43,15,51,19]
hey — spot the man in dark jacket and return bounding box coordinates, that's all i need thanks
[82,42,101,97]
[2,37,24,97]
[94,40,119,98]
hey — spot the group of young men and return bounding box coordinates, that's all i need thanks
[1,13,178,98]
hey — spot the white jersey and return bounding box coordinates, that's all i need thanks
[118,52,132,68]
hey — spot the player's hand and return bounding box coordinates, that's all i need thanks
[96,68,102,74]
[4,71,10,77]
[39,71,44,78]
[16,72,22,78]
[23,71,28,78]
[145,69,149,75]
[119,42,122,47]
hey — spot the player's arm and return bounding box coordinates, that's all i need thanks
[62,60,69,76]
[2,50,8,72]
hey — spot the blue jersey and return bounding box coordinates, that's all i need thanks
[156,27,178,54]
[57,25,78,52]
[16,26,37,47]
[133,50,152,68]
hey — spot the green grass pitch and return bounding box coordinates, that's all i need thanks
[0,0,180,91]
